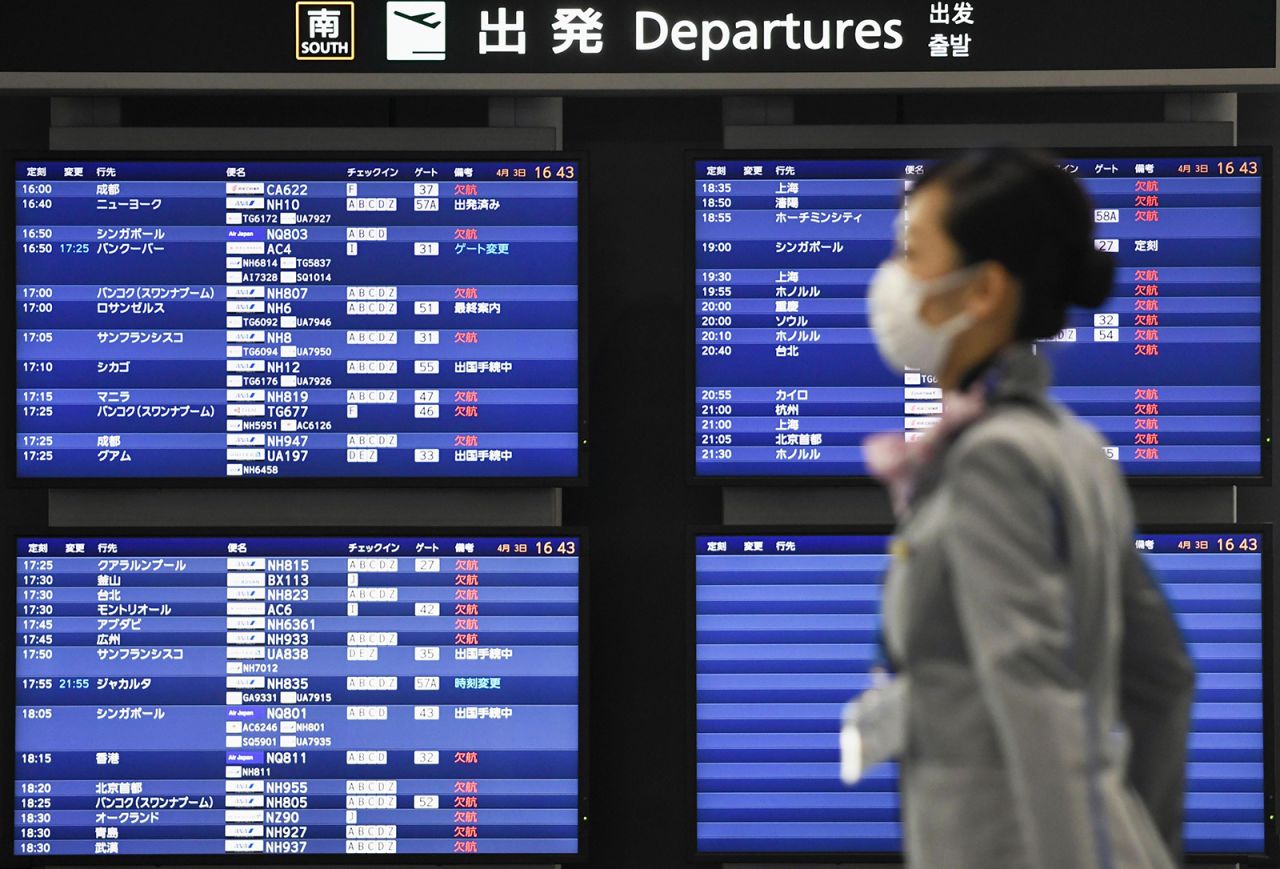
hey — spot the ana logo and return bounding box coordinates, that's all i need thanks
[296,1,356,61]
[387,2,447,61]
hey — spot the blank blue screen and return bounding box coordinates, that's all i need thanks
[695,531,1267,856]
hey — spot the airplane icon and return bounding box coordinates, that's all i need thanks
[394,9,439,28]
[387,2,446,60]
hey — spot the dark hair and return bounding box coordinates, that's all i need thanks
[913,147,1114,340]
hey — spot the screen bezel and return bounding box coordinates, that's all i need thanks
[685,147,1274,487]
[4,526,590,865]
[6,151,590,488]
[687,522,1276,864]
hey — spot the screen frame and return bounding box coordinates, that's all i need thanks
[5,150,590,488]
[686,147,1274,487]
[687,522,1276,864]
[3,526,590,865]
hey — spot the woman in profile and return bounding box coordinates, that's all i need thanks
[843,149,1195,869]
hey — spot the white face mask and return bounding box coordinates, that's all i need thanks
[867,258,980,377]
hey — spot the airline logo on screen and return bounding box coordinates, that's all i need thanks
[388,2,448,60]
[295,1,357,60]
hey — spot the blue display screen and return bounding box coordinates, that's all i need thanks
[695,531,1267,856]
[693,154,1266,479]
[16,158,581,479]
[14,534,582,857]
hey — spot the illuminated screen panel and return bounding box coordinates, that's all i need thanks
[16,157,582,480]
[693,153,1266,479]
[14,534,582,858]
[694,530,1267,857]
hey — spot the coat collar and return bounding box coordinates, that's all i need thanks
[896,343,1052,514]
[970,342,1051,408]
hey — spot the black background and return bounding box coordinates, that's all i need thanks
[0,0,1273,74]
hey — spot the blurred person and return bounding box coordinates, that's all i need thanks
[840,148,1196,869]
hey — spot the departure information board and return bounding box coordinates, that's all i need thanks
[693,153,1267,480]
[13,534,583,858]
[15,157,582,481]
[695,530,1269,858]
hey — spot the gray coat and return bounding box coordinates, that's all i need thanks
[879,344,1195,869]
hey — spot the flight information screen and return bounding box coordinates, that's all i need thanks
[695,530,1269,857]
[15,157,582,480]
[693,153,1267,479]
[14,534,582,858]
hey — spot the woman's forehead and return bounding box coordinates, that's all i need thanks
[905,183,946,226]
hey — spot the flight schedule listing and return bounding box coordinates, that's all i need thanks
[14,534,582,857]
[693,155,1265,478]
[695,532,1267,856]
[15,158,581,479]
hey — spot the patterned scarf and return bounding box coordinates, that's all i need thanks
[864,383,988,519]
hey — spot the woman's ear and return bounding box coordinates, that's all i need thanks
[967,261,1019,323]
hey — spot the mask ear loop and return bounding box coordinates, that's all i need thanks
[919,262,986,299]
